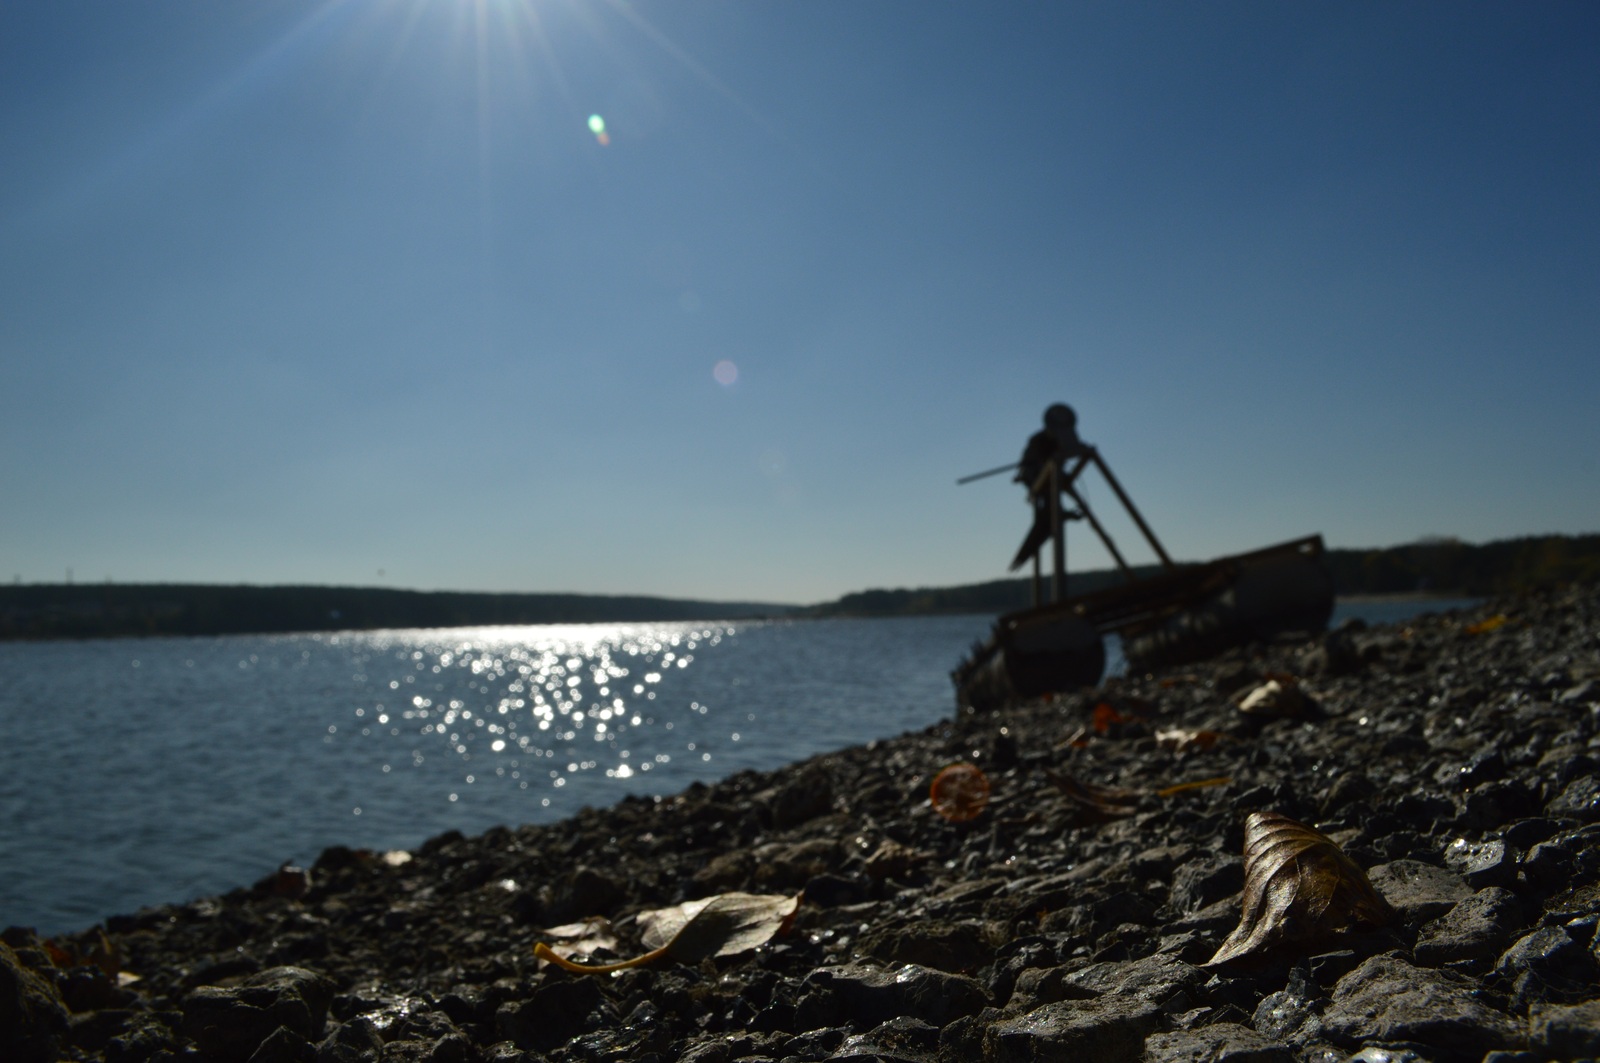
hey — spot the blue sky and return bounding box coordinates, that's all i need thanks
[3,1,1596,604]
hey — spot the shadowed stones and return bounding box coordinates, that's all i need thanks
[1366,860,1472,923]
[1145,1023,1294,1063]
[985,955,1208,1063]
[1413,887,1528,967]
[797,962,988,1030]
[179,966,334,1063]
[0,940,70,1063]
[1319,955,1525,1059]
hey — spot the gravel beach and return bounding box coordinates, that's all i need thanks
[5,583,1598,1063]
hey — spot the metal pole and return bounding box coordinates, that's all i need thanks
[1050,462,1065,603]
[1060,481,1135,578]
[1090,449,1176,571]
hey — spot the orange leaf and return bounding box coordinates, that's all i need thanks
[930,763,991,822]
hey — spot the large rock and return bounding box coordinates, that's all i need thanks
[1413,887,1527,967]
[800,961,988,1028]
[1320,955,1524,1059]
[983,996,1161,1063]
[0,940,69,1063]
[1144,1023,1294,1063]
[180,966,334,1063]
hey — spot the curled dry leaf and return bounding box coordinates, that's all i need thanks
[929,762,991,822]
[1465,613,1508,635]
[1206,811,1396,966]
[1155,727,1224,753]
[533,892,798,975]
[533,917,619,967]
[1236,679,1308,718]
[1043,768,1140,820]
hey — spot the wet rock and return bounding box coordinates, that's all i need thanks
[982,995,1161,1063]
[180,966,333,1063]
[831,1016,940,1061]
[0,939,70,1063]
[316,1017,384,1063]
[1061,953,1205,1007]
[1168,855,1245,914]
[1546,775,1600,821]
[769,763,834,829]
[494,977,613,1054]
[1144,1022,1294,1063]
[1528,999,1600,1059]
[1413,887,1527,967]
[1367,860,1472,922]
[800,962,987,1028]
[858,919,991,974]
[1440,836,1517,889]
[1320,954,1524,1058]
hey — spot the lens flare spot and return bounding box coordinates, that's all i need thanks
[713,360,739,386]
[587,114,610,146]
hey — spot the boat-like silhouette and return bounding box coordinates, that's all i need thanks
[952,406,1333,710]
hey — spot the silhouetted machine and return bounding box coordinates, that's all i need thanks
[952,404,1334,710]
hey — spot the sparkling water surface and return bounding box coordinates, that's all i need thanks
[0,599,1476,934]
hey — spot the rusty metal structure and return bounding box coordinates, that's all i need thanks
[953,407,1334,710]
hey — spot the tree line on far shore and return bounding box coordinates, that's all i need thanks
[0,585,787,641]
[807,533,1600,618]
[3,533,1595,639]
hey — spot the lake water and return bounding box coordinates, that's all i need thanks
[0,598,1477,935]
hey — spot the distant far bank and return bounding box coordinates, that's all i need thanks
[801,532,1600,618]
[0,584,794,642]
[3,532,1595,640]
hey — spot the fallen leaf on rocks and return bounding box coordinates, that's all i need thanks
[1044,768,1140,820]
[533,917,619,967]
[534,892,798,974]
[1156,727,1225,753]
[1154,776,1232,798]
[1092,702,1126,733]
[930,762,991,822]
[1206,811,1396,966]
[1237,679,1308,718]
[1465,614,1508,635]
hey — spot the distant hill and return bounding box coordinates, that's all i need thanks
[0,584,792,641]
[803,533,1600,617]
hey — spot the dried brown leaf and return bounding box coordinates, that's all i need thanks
[1155,727,1224,753]
[534,892,798,974]
[1206,811,1396,966]
[1043,768,1140,820]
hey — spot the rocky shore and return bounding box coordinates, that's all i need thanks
[5,584,1598,1063]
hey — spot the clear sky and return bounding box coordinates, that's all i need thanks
[3,1,1597,604]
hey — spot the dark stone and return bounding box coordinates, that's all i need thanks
[1320,955,1524,1057]
[858,920,991,974]
[802,872,868,908]
[1546,775,1600,822]
[248,1025,316,1063]
[181,968,333,1063]
[1460,780,1539,831]
[1440,837,1516,889]
[1145,1022,1294,1063]
[0,940,69,1063]
[494,977,611,1053]
[983,996,1161,1063]
[1413,887,1527,967]
[1367,860,1472,922]
[1528,999,1600,1058]
[316,1018,384,1063]
[832,1016,940,1061]
[1169,855,1245,913]
[801,962,987,1028]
